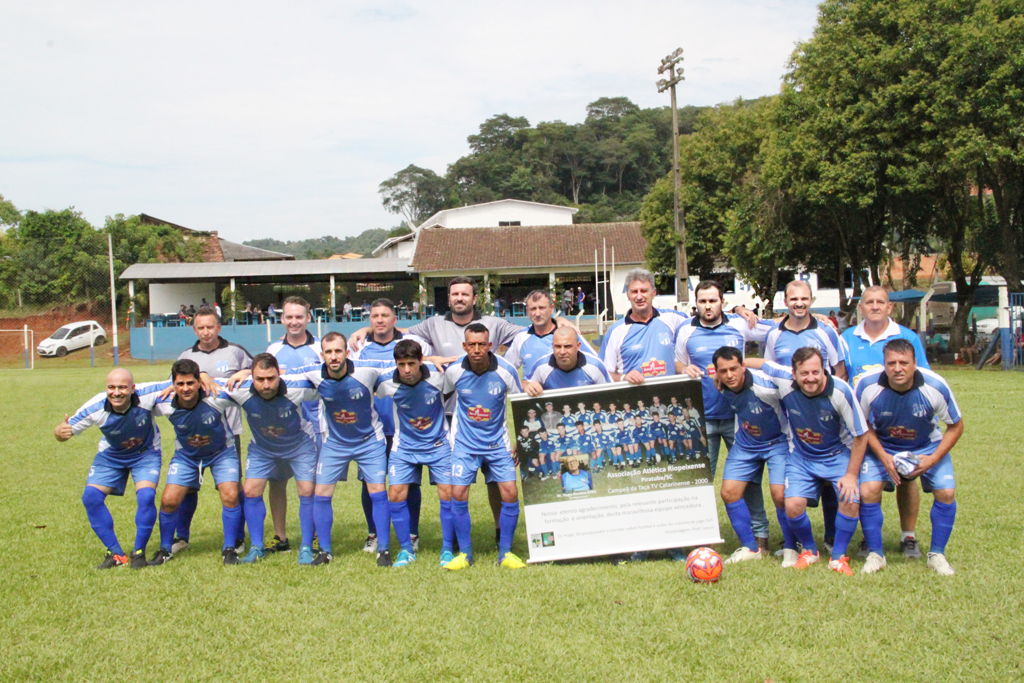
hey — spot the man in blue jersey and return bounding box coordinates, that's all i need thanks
[592,420,620,470]
[712,347,793,565]
[536,429,557,480]
[759,348,869,576]
[504,290,596,379]
[676,280,773,554]
[149,359,244,566]
[375,339,455,568]
[441,323,526,570]
[561,456,594,493]
[55,369,169,569]
[523,327,611,394]
[569,422,599,472]
[856,339,964,575]
[842,285,931,558]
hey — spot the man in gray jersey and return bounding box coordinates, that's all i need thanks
[171,306,253,554]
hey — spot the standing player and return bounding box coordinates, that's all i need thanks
[633,415,658,465]
[523,408,542,436]
[54,369,169,569]
[842,285,931,558]
[570,422,599,472]
[856,339,963,575]
[616,417,640,467]
[504,290,595,379]
[552,423,570,472]
[441,324,525,570]
[648,413,671,463]
[536,429,557,480]
[540,401,561,437]
[592,421,619,470]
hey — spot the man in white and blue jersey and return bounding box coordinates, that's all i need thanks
[55,369,169,570]
[524,327,611,394]
[264,296,324,553]
[441,323,526,571]
[759,348,868,576]
[150,359,244,566]
[842,285,931,558]
[375,339,455,568]
[523,409,542,437]
[591,420,620,470]
[536,429,558,479]
[569,422,599,472]
[647,413,671,462]
[633,400,652,427]
[504,290,596,379]
[552,423,570,470]
[712,347,793,565]
[856,339,963,575]
[559,404,577,432]
[350,298,434,555]
[616,418,640,466]
[663,413,686,461]
[561,456,593,493]
[675,280,774,554]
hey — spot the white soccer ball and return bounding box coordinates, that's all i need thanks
[892,451,920,479]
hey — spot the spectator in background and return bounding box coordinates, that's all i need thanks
[562,289,573,316]
[244,301,253,325]
[343,299,353,321]
[577,288,585,314]
[960,333,979,365]
[267,302,277,322]
[828,310,839,329]
[179,305,189,325]
[494,296,503,318]
[214,301,222,319]
[253,304,264,324]
[411,300,420,319]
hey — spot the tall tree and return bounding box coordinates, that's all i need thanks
[378,164,455,226]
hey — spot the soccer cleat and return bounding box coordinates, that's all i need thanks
[666,548,687,562]
[927,552,955,576]
[222,548,240,565]
[311,550,333,566]
[862,552,887,574]
[130,549,148,570]
[96,551,129,570]
[438,550,455,567]
[630,551,650,562]
[393,550,416,568]
[901,536,923,559]
[234,538,246,555]
[410,534,420,553]
[442,552,473,571]
[781,548,800,568]
[827,555,853,576]
[823,538,835,557]
[362,534,378,553]
[499,552,527,569]
[377,549,392,568]
[148,548,173,566]
[793,550,820,569]
[170,537,190,555]
[240,547,265,564]
[724,547,764,564]
[856,539,870,558]
[266,536,291,553]
[297,546,315,566]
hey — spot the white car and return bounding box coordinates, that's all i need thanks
[37,321,106,357]
[975,318,999,335]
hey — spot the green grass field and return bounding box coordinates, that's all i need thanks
[2,364,1022,682]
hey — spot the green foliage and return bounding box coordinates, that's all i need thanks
[378,164,457,226]
[243,229,390,260]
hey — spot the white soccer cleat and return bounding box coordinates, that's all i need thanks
[724,547,764,564]
[781,548,800,568]
[861,552,887,574]
[362,534,378,553]
[927,552,955,576]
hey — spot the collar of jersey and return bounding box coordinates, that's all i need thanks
[852,318,900,342]
[690,316,729,331]
[321,359,354,381]
[548,352,588,371]
[528,324,556,338]
[444,310,482,325]
[105,392,141,414]
[282,331,318,349]
[171,389,207,411]
[462,352,498,375]
[391,362,431,387]
[877,368,924,394]
[370,330,403,346]
[792,374,834,399]
[624,308,661,326]
[191,336,230,353]
[778,316,819,333]
[250,379,288,399]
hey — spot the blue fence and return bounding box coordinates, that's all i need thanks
[1009,293,1023,369]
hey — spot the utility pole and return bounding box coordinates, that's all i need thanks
[657,48,688,306]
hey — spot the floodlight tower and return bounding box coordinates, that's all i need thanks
[657,48,688,305]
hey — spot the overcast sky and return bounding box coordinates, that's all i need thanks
[1,1,821,243]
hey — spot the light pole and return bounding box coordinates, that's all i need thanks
[658,48,688,306]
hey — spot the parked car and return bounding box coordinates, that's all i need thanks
[975,318,999,335]
[37,321,106,357]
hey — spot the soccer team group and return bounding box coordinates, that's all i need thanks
[56,269,963,577]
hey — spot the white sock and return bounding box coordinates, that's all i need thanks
[901,531,916,542]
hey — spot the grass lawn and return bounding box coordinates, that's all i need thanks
[1,364,1021,682]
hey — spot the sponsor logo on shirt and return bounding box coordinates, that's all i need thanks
[742,421,762,437]
[120,437,144,450]
[410,416,433,430]
[468,405,491,422]
[187,434,212,448]
[333,409,357,424]
[705,363,716,376]
[641,359,666,376]
[888,426,917,440]
[795,428,822,445]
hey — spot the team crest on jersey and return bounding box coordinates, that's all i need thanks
[641,359,666,376]
[201,413,217,426]
[795,428,822,445]
[333,409,357,424]
[425,394,437,405]
[819,410,833,422]
[278,407,293,420]
[349,388,365,401]
[217,362,230,373]
[658,333,672,346]
[187,434,212,448]
[742,421,762,437]
[747,402,764,415]
[889,426,917,440]
[488,382,504,396]
[260,426,287,438]
[467,405,491,422]
[120,437,144,450]
[912,403,929,418]
[410,416,433,430]
[135,415,148,427]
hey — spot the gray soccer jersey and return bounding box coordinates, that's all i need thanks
[176,337,253,435]
[408,311,522,360]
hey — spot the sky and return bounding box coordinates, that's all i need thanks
[1,0,822,243]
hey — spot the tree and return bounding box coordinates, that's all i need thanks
[378,164,454,226]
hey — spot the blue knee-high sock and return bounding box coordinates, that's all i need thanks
[313,495,334,554]
[821,485,838,541]
[439,499,454,553]
[452,500,472,561]
[725,500,757,552]
[222,505,243,551]
[243,495,267,550]
[860,502,884,555]
[788,512,818,553]
[370,491,391,552]
[133,488,157,553]
[408,484,422,536]
[832,512,859,561]
[390,501,412,552]
[929,500,956,555]
[498,501,520,561]
[82,487,122,555]
[176,490,198,541]
[776,508,797,550]
[361,482,375,535]
[298,495,315,549]
[159,510,179,552]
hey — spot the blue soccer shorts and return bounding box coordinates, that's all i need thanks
[246,439,318,483]
[389,441,452,486]
[317,437,387,485]
[451,447,516,486]
[723,440,789,486]
[784,450,858,500]
[166,447,240,489]
[860,450,955,493]
[87,449,162,496]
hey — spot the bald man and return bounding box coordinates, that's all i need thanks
[523,327,611,394]
[55,369,172,569]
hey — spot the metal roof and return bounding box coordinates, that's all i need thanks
[217,238,294,262]
[120,258,414,281]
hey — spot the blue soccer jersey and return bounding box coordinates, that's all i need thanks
[529,352,611,390]
[764,317,846,372]
[648,420,667,439]
[442,353,522,452]
[538,435,557,457]
[267,332,325,434]
[856,368,961,455]
[375,364,449,452]
[562,470,593,492]
[505,325,597,379]
[350,332,433,437]
[592,431,614,451]
[600,308,689,378]
[552,432,572,453]
[300,360,385,446]
[633,408,652,426]
[571,432,595,455]
[842,319,930,387]
[216,377,319,454]
[760,361,868,459]
[717,369,790,453]
[69,382,171,457]
[559,413,578,431]
[675,316,772,420]
[153,392,235,460]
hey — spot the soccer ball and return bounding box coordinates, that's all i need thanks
[685,547,723,583]
[892,452,921,480]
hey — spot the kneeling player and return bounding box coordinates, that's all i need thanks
[55,369,169,569]
[856,339,963,575]
[376,340,455,567]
